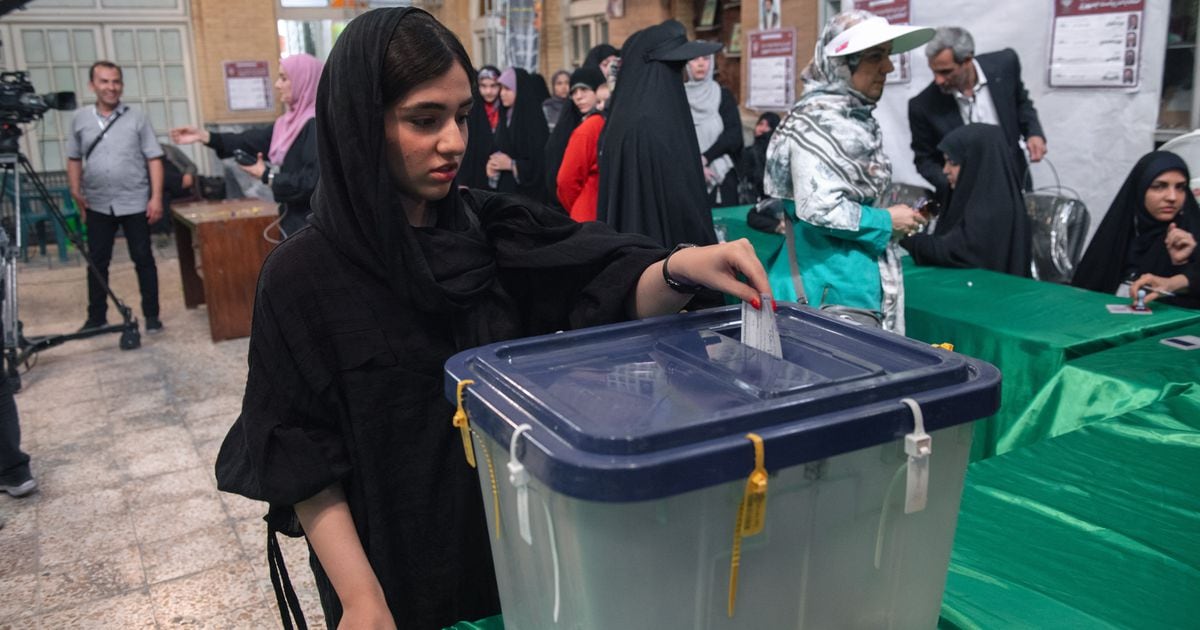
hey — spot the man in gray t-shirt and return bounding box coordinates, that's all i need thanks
[67,60,165,333]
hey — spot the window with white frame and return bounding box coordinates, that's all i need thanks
[568,15,608,67]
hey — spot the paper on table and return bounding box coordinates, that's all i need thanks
[741,294,782,358]
[1106,304,1153,315]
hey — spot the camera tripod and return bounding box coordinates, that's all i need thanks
[1,150,140,390]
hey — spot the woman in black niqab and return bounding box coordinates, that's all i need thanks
[1073,151,1200,308]
[901,123,1032,276]
[214,8,772,629]
[491,67,550,202]
[597,20,722,249]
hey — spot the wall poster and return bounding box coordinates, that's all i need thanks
[1049,0,1145,88]
[747,28,796,111]
[853,0,912,84]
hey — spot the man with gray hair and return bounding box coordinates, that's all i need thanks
[908,26,1045,202]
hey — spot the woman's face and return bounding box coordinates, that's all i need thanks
[500,84,516,108]
[687,56,711,82]
[275,69,293,109]
[599,55,617,77]
[479,77,499,104]
[943,157,962,189]
[754,119,772,137]
[553,73,570,99]
[1144,169,1188,222]
[383,64,472,205]
[849,43,894,101]
[572,86,597,114]
[595,84,610,110]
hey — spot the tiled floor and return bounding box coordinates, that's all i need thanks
[0,238,322,629]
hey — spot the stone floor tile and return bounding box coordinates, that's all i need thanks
[0,494,41,537]
[149,561,265,627]
[39,590,158,630]
[36,487,127,529]
[194,439,223,472]
[39,545,146,613]
[131,494,227,545]
[178,395,244,424]
[39,511,138,567]
[106,387,172,420]
[0,571,39,620]
[232,516,266,561]
[141,523,243,585]
[124,467,216,513]
[220,493,267,522]
[0,532,39,578]
[97,360,164,385]
[110,425,202,479]
[110,408,186,437]
[167,603,279,629]
[185,413,238,444]
[32,449,124,496]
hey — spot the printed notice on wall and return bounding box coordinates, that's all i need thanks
[852,0,912,84]
[224,61,273,111]
[1049,0,1145,88]
[747,29,796,111]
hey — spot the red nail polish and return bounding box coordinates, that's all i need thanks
[751,297,761,310]
[771,298,778,312]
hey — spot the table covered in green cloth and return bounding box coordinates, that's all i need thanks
[444,615,504,630]
[711,205,783,264]
[902,260,1200,459]
[1011,323,1200,451]
[939,394,1200,629]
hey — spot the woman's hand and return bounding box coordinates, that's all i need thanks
[169,125,210,145]
[239,152,267,179]
[1130,272,1189,306]
[1165,223,1196,265]
[632,239,774,319]
[487,152,514,172]
[887,204,926,237]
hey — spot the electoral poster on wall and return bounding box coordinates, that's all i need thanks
[1049,0,1145,88]
[747,28,796,111]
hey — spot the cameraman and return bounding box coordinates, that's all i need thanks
[66,61,164,334]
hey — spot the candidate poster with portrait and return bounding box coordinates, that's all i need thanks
[1049,0,1145,87]
[851,0,912,84]
[759,0,781,29]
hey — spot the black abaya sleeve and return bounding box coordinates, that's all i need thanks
[467,191,667,334]
[215,264,351,515]
[208,125,274,161]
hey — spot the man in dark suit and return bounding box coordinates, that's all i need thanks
[908,27,1045,202]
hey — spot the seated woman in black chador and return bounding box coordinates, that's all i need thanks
[214,8,771,629]
[1074,151,1199,308]
[901,123,1032,276]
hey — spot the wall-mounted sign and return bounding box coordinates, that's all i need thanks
[1049,0,1145,88]
[223,61,273,111]
[747,29,796,111]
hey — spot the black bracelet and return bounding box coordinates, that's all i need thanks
[261,166,271,185]
[662,243,703,294]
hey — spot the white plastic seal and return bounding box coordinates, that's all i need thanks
[507,424,534,545]
[900,398,931,514]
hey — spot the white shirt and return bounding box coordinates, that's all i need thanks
[952,59,1000,127]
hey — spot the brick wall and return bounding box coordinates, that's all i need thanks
[190,0,281,125]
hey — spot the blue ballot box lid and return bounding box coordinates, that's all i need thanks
[444,304,1000,502]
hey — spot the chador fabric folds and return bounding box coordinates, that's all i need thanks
[214,7,665,630]
[902,123,1032,276]
[597,20,720,249]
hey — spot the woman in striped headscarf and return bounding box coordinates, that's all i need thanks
[764,11,931,332]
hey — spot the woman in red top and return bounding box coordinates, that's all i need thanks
[557,66,608,221]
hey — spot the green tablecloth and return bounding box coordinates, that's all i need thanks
[902,260,1200,459]
[939,394,1200,629]
[445,615,503,630]
[1011,323,1200,451]
[712,204,784,264]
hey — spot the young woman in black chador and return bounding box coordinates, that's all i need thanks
[1074,151,1199,308]
[901,123,1032,276]
[215,8,770,629]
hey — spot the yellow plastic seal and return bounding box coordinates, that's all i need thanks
[728,432,768,618]
[932,342,955,352]
[452,379,477,468]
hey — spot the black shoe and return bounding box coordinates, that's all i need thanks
[78,319,107,332]
[1,476,37,498]
[145,317,164,334]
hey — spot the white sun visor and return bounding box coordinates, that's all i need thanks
[824,16,935,58]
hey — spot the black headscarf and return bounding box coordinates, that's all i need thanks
[1073,151,1200,302]
[458,67,502,189]
[493,68,550,202]
[901,124,1032,276]
[741,112,780,202]
[545,66,607,211]
[597,20,717,248]
[584,43,620,70]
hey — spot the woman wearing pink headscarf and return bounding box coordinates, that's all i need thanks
[171,53,323,237]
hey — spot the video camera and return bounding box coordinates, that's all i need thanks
[0,71,75,124]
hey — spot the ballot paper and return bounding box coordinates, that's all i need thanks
[741,294,782,358]
[1106,304,1152,315]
